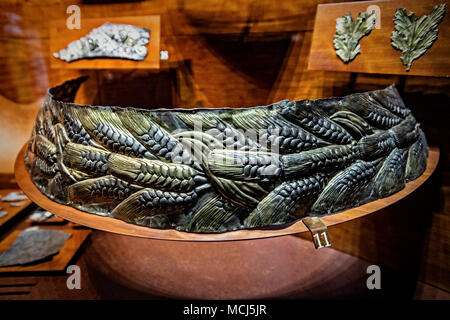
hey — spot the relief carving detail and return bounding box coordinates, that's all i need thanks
[25,77,428,233]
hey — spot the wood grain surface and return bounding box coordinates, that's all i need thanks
[14,143,439,241]
[308,0,450,76]
[50,15,160,70]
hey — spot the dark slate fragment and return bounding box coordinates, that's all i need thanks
[0,228,71,267]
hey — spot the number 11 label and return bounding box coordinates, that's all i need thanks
[302,217,332,249]
[313,231,331,249]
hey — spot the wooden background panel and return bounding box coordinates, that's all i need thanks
[0,96,39,174]
[171,0,322,35]
[308,0,450,76]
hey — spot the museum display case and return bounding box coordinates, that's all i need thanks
[0,0,448,303]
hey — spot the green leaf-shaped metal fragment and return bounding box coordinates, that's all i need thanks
[391,4,446,71]
[333,11,376,63]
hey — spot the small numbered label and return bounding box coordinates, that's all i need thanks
[160,51,169,60]
[302,217,332,249]
[313,231,331,249]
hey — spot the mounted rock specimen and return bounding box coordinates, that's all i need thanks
[1,191,28,202]
[334,11,376,63]
[0,228,71,267]
[29,207,56,222]
[53,23,150,62]
[24,77,428,233]
[391,4,446,71]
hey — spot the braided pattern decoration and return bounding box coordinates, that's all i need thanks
[25,77,429,233]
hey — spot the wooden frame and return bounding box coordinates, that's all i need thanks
[14,143,439,241]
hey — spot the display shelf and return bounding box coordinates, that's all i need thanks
[14,143,439,241]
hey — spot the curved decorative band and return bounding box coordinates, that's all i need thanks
[25,77,428,233]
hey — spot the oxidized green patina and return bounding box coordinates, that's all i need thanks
[334,11,376,63]
[391,4,446,71]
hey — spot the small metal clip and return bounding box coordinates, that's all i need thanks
[302,217,332,249]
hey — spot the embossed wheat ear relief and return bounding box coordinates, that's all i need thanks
[25,77,429,234]
[391,4,446,71]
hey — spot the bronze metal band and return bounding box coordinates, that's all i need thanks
[24,77,428,233]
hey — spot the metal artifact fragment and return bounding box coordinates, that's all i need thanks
[9,201,27,207]
[53,23,150,62]
[24,77,429,233]
[334,11,376,63]
[391,4,446,71]
[1,191,28,202]
[29,207,56,222]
